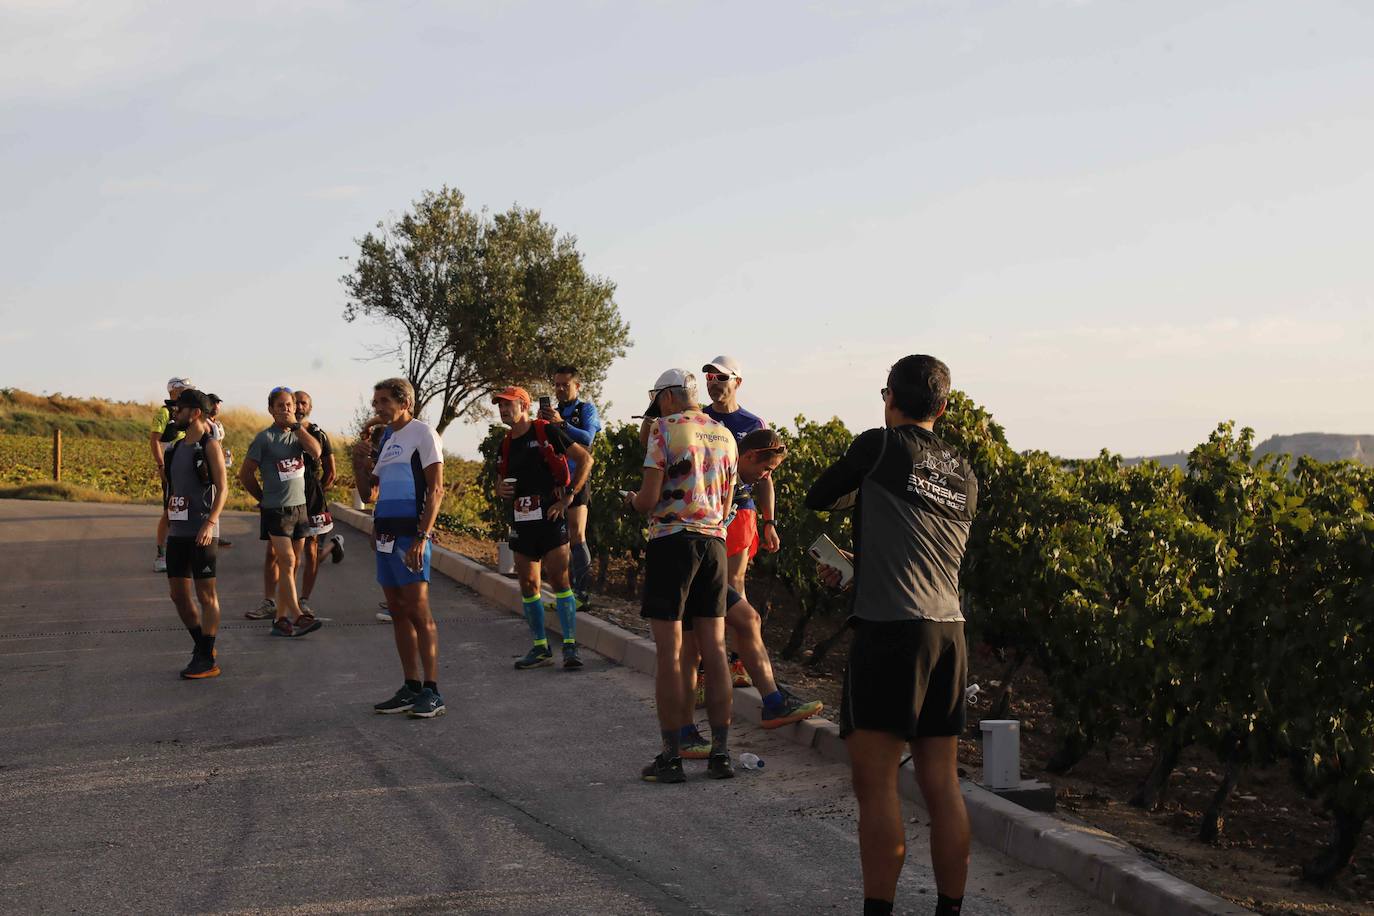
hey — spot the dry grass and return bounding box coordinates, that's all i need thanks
[0,481,133,503]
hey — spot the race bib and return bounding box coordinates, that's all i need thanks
[514,495,543,523]
[167,495,188,522]
[276,457,305,481]
[311,511,332,528]
[376,534,395,554]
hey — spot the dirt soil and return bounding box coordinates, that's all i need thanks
[434,535,1373,915]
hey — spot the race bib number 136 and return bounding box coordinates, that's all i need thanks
[167,495,188,521]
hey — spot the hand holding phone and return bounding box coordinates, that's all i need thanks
[809,535,854,589]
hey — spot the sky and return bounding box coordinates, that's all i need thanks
[2,0,1372,459]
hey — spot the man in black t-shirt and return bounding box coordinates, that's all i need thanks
[805,355,977,916]
[295,391,346,616]
[491,386,594,670]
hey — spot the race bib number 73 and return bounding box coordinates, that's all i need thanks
[514,495,543,523]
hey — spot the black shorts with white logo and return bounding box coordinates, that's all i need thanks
[165,536,218,580]
[640,531,728,623]
[839,618,967,740]
[260,505,311,540]
[510,518,570,559]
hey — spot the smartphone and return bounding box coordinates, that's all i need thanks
[539,396,551,411]
[808,534,854,588]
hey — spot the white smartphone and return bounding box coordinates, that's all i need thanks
[808,534,854,588]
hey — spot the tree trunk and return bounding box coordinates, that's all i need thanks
[780,586,817,661]
[988,651,1026,720]
[1302,807,1366,884]
[1199,742,1243,843]
[804,616,852,669]
[595,554,609,590]
[1046,728,1093,776]
[1130,729,1186,810]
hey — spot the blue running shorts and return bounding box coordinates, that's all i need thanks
[375,534,431,588]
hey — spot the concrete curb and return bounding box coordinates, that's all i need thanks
[331,504,1252,916]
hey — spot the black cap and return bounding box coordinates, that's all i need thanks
[174,389,212,414]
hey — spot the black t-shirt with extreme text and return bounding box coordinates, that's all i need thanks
[506,422,572,526]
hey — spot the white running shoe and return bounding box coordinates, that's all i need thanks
[376,604,392,623]
[153,554,167,573]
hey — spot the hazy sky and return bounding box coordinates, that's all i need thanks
[3,0,1371,458]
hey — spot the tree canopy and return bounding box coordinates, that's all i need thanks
[341,186,631,433]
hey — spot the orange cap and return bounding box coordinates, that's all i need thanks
[491,386,532,406]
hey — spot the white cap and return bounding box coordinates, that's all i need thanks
[702,355,742,377]
[166,377,194,393]
[650,368,698,403]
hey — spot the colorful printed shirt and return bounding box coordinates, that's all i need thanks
[373,419,444,537]
[644,409,738,540]
[703,404,766,511]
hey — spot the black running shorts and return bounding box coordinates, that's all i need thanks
[510,517,570,559]
[839,618,967,740]
[165,536,218,580]
[641,531,728,623]
[260,505,311,540]
[682,586,744,632]
[569,484,590,508]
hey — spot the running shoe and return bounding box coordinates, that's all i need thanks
[761,689,825,730]
[706,754,736,780]
[562,643,584,669]
[271,617,294,638]
[575,594,591,611]
[245,599,276,620]
[730,657,753,688]
[153,554,167,573]
[376,604,393,623]
[298,598,314,615]
[179,653,220,679]
[408,687,446,719]
[514,645,554,670]
[680,729,711,760]
[641,754,686,784]
[374,684,419,714]
[217,538,233,548]
[329,534,345,564]
[293,613,322,637]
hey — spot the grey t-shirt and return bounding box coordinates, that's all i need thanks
[166,435,216,538]
[247,426,307,509]
[805,425,977,623]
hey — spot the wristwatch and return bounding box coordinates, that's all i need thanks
[289,422,302,431]
[761,518,777,527]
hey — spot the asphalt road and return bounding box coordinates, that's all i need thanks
[0,500,1119,916]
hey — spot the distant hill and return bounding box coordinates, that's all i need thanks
[1125,433,1374,469]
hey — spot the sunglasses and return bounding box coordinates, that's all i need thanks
[705,372,735,383]
[270,386,294,396]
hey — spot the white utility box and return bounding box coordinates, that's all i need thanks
[979,719,1021,790]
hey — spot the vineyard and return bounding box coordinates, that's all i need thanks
[458,396,1374,898]
[4,390,1373,904]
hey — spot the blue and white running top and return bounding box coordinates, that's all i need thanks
[373,419,444,537]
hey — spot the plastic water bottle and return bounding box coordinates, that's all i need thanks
[965,683,981,706]
[739,753,764,771]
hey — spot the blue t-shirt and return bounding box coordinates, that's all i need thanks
[702,404,767,511]
[556,398,601,477]
[373,419,444,537]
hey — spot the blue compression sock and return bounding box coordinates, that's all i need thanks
[522,594,546,643]
[554,589,577,641]
[763,690,784,710]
